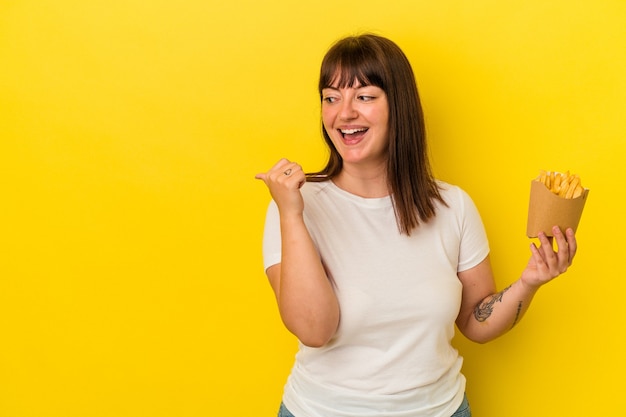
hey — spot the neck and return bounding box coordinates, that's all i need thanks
[333,163,389,198]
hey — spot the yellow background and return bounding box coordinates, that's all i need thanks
[1,1,624,416]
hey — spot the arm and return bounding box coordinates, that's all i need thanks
[256,159,340,347]
[456,226,577,344]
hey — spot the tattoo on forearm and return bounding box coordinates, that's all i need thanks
[511,301,523,329]
[473,285,511,322]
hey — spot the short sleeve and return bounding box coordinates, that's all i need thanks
[457,189,490,272]
[261,200,282,271]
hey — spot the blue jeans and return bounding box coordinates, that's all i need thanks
[278,393,471,417]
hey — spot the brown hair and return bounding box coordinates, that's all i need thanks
[307,33,445,235]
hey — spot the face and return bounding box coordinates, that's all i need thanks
[321,82,389,169]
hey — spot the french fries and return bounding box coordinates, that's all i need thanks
[537,170,584,199]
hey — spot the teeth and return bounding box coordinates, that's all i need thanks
[341,128,367,134]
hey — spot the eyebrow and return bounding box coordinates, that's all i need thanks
[322,84,372,91]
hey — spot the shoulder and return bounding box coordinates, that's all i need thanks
[300,180,333,197]
[436,180,474,209]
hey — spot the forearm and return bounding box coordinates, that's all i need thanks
[464,279,539,343]
[277,214,340,347]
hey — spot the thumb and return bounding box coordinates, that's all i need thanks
[255,172,266,181]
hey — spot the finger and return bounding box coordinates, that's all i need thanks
[286,170,306,190]
[529,242,547,270]
[552,226,568,253]
[282,166,295,177]
[272,158,291,171]
[279,163,303,179]
[536,232,555,257]
[258,159,295,182]
[565,227,577,261]
[552,226,571,270]
[264,158,292,178]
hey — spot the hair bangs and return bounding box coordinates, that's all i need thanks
[319,41,386,92]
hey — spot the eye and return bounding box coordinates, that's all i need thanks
[358,95,375,102]
[322,96,338,104]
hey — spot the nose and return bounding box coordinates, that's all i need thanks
[339,97,358,120]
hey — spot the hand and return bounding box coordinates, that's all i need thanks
[255,158,306,216]
[520,226,577,289]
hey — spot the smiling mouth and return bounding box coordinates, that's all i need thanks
[340,128,368,138]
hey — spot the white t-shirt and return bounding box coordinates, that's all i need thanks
[262,181,490,417]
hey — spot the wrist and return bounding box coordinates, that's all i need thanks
[517,277,541,295]
[279,211,306,228]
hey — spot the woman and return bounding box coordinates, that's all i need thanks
[255,34,576,417]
